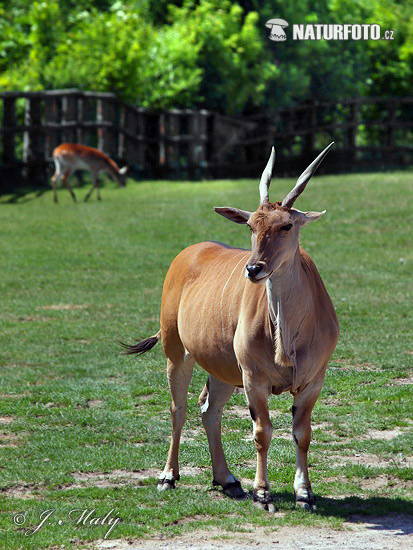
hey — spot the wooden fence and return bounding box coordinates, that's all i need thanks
[0,89,412,187]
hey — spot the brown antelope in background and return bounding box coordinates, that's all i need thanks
[123,143,339,511]
[51,143,128,203]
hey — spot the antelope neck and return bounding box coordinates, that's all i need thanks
[265,250,308,363]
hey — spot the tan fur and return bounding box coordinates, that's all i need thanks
[51,143,127,203]
[129,147,339,507]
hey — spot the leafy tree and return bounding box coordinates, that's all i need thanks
[0,0,412,112]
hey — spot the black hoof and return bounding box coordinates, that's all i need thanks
[295,494,317,511]
[253,489,276,512]
[212,479,247,500]
[157,474,180,492]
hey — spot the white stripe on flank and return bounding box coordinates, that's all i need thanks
[220,252,250,340]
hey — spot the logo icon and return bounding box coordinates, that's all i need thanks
[265,18,289,41]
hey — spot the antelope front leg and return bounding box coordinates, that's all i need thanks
[243,374,274,511]
[62,171,77,202]
[51,173,59,203]
[199,375,246,499]
[158,356,194,491]
[292,377,324,511]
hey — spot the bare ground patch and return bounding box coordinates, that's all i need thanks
[331,452,413,468]
[87,399,104,408]
[0,431,19,447]
[331,360,381,372]
[0,416,14,424]
[389,374,413,386]
[181,428,202,442]
[229,405,251,420]
[359,474,413,491]
[66,466,207,490]
[1,483,40,500]
[39,304,88,310]
[366,426,407,440]
[94,514,413,550]
[230,405,283,422]
[18,315,54,322]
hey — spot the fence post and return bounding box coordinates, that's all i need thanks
[1,96,18,186]
[61,94,77,143]
[304,101,316,154]
[159,112,166,169]
[2,97,16,165]
[347,101,359,164]
[118,103,126,160]
[188,110,208,176]
[387,100,396,164]
[23,96,46,184]
[44,96,60,159]
[76,94,85,144]
[165,110,180,175]
[97,98,116,156]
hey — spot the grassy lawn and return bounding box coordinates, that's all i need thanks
[0,172,412,549]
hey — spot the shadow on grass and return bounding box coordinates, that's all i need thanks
[0,186,48,204]
[0,173,89,204]
[269,490,413,532]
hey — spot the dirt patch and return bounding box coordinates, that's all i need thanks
[67,467,206,490]
[331,360,381,372]
[94,514,413,550]
[230,406,282,422]
[87,399,103,408]
[39,304,88,310]
[135,394,154,402]
[0,416,14,424]
[390,375,413,386]
[332,452,413,468]
[272,430,292,441]
[1,483,39,500]
[366,427,406,440]
[18,315,53,322]
[229,405,252,420]
[360,474,412,491]
[181,428,202,442]
[0,432,19,447]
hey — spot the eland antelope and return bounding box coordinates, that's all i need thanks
[51,143,128,203]
[123,144,339,511]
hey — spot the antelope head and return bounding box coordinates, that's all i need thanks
[118,165,129,187]
[215,143,334,283]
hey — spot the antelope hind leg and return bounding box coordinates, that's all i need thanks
[158,355,194,491]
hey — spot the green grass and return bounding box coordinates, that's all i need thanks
[0,173,412,549]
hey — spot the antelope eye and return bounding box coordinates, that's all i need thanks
[281,224,292,231]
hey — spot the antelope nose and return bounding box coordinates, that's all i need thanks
[246,264,263,278]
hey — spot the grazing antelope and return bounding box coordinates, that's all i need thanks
[123,144,339,511]
[51,143,128,203]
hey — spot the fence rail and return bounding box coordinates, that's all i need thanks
[1,89,412,187]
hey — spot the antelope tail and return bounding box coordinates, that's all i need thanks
[120,329,161,356]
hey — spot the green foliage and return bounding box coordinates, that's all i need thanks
[0,0,412,111]
[168,0,277,112]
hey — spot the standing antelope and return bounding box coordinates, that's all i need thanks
[51,143,128,203]
[123,144,339,511]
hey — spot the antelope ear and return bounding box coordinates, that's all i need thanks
[301,210,326,225]
[214,207,252,224]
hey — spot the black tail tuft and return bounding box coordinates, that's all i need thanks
[119,334,160,356]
